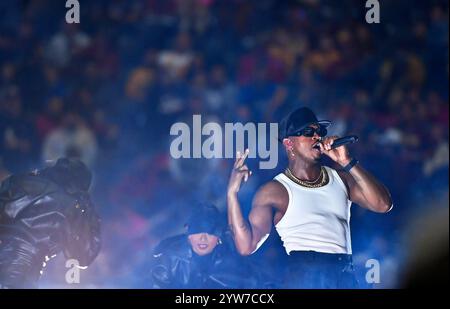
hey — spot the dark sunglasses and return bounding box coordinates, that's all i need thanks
[294,126,328,138]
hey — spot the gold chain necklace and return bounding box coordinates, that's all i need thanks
[285,167,329,188]
[292,167,322,184]
[285,167,323,186]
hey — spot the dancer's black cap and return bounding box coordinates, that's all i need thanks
[186,203,224,237]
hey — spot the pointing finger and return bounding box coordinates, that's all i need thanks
[234,151,242,167]
[236,149,250,168]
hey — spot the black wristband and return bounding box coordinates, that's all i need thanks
[343,158,359,172]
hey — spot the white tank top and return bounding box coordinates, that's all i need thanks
[273,166,352,255]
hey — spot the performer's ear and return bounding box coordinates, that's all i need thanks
[282,138,292,148]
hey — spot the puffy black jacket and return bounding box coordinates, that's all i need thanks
[150,234,261,289]
[0,172,101,288]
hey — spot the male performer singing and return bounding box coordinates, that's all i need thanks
[227,107,393,288]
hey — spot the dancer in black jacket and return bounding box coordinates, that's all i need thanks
[0,158,101,288]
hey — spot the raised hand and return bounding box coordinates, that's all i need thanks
[318,136,352,167]
[227,149,252,194]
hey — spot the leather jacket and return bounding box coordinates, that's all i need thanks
[0,172,101,288]
[150,234,261,289]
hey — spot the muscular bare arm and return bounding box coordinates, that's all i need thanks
[338,165,392,213]
[320,136,393,213]
[227,192,271,256]
[227,149,287,255]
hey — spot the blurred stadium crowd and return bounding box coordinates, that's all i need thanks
[0,0,448,288]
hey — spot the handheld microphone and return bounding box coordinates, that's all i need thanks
[329,135,359,149]
[316,135,359,149]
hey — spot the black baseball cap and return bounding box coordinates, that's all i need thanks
[278,107,331,141]
[186,203,224,237]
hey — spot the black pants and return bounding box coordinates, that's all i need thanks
[285,251,358,289]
